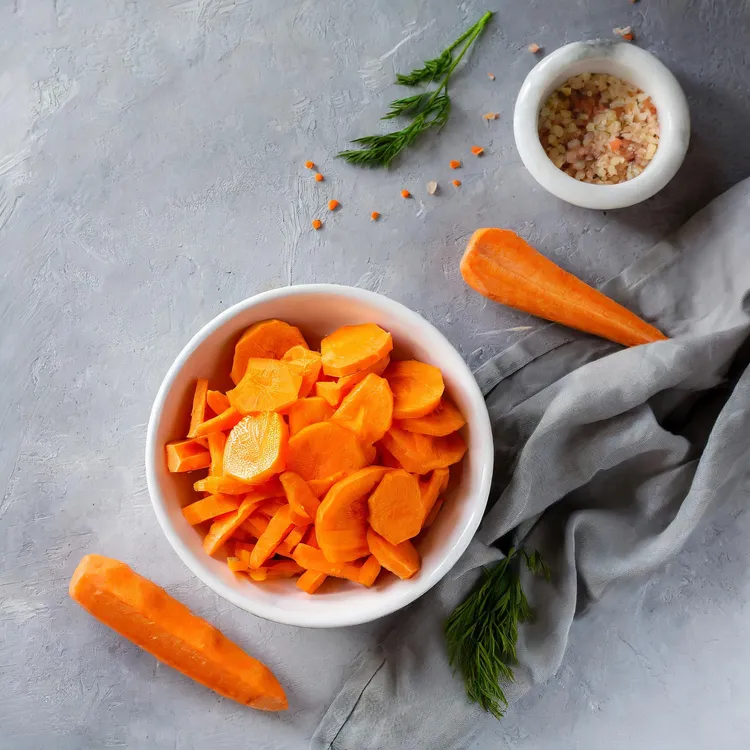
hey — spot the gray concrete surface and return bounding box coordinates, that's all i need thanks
[2,1,749,748]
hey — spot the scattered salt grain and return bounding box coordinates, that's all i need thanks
[528,43,541,54]
[426,181,438,195]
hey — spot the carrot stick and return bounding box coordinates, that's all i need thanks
[296,569,327,594]
[207,431,226,476]
[187,379,209,438]
[292,544,363,582]
[182,494,241,525]
[192,407,243,437]
[69,555,287,710]
[279,472,320,523]
[358,555,382,587]
[206,390,230,415]
[203,497,260,556]
[249,505,298,569]
[166,438,210,473]
[366,529,420,579]
[461,228,667,347]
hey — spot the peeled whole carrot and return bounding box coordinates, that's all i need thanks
[366,529,420,580]
[321,323,393,378]
[69,555,287,710]
[330,373,394,444]
[228,359,303,415]
[288,397,334,436]
[231,319,308,384]
[398,398,466,437]
[287,421,370,481]
[385,360,445,419]
[367,469,423,545]
[223,413,288,484]
[461,228,667,347]
[182,494,240,526]
[187,379,209,438]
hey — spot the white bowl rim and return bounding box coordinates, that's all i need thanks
[145,283,494,628]
[513,40,690,209]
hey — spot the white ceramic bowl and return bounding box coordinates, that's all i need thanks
[145,285,493,628]
[514,40,690,209]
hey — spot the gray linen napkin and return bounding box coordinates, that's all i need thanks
[311,179,750,750]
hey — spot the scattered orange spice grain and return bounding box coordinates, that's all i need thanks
[304,160,315,169]
[314,173,324,182]
[452,179,462,187]
[622,32,634,41]
[400,189,411,199]
[487,72,495,80]
[483,112,499,120]
[449,160,461,169]
[371,211,381,221]
[312,219,322,230]
[471,145,485,156]
[328,199,340,211]
[528,43,540,54]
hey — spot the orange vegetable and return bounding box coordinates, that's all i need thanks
[423,496,444,528]
[207,431,226,475]
[288,396,334,435]
[304,160,315,169]
[378,446,402,469]
[223,413,288,484]
[384,360,445,419]
[279,471,320,523]
[262,560,305,578]
[610,137,623,153]
[419,467,450,520]
[358,555,382,587]
[401,189,411,198]
[471,145,484,155]
[241,513,270,540]
[315,355,391,407]
[227,556,248,573]
[275,524,308,558]
[282,346,322,399]
[292,544,363,582]
[321,323,393,378]
[367,469,423,545]
[287,421,370,481]
[69,555,287,711]
[315,173,324,182]
[249,505,298,568]
[330,373,393,444]
[203,497,260,556]
[449,160,461,169]
[312,219,323,230]
[296,569,327,594]
[257,496,287,518]
[182,494,241,526]
[187,379,209,438]
[461,228,668,347]
[166,438,211,473]
[380,426,466,474]
[228,359,303,414]
[371,211,381,221]
[206,390,230,415]
[366,528,420,579]
[398,398,465,436]
[316,466,388,562]
[307,471,349,498]
[231,319,308,385]
[234,541,256,566]
[194,476,281,497]
[328,199,340,211]
[452,179,462,187]
[192,407,243,437]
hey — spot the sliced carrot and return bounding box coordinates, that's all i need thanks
[398,398,466,436]
[367,469,423,545]
[371,211,381,221]
[287,421,370,481]
[366,529,420,580]
[418,467,450,520]
[231,320,308,385]
[364,443,377,465]
[241,513,270,540]
[187,379,209,438]
[249,505,298,568]
[471,145,484,156]
[305,527,319,547]
[378,446,403,469]
[358,555,382,587]
[384,360,445,419]
[330,373,393,444]
[256,497,287,518]
[279,472,320,523]
[314,380,342,408]
[166,438,211,473]
[307,471,349,498]
[227,557,248,573]
[228,359,303,415]
[234,541,256,566]
[292,544,363,582]
[207,431,226,476]
[192,407,243,437]
[203,497,260,556]
[296,569,327,594]
[206,390,230,415]
[194,476,282,497]
[320,323,393,378]
[282,346,322,398]
[314,355,391,407]
[263,560,305,578]
[461,228,668,347]
[275,524,308,558]
[423,496,444,528]
[380,426,467,474]
[288,397,334,436]
[69,555,287,711]
[182,494,241,526]
[223,413,288,484]
[316,466,388,562]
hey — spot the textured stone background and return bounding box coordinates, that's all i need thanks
[2,0,749,748]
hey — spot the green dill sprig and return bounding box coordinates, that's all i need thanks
[445,545,551,720]
[337,11,492,168]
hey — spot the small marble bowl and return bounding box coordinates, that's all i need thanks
[513,41,690,209]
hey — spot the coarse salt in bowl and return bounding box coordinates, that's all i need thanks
[514,40,690,209]
[145,284,494,628]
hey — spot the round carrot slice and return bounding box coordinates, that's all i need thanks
[330,373,393,444]
[320,323,393,378]
[316,466,388,562]
[367,469,423,544]
[379,426,466,474]
[227,359,303,414]
[366,528,420,580]
[287,421,370,481]
[384,360,445,419]
[231,320,308,384]
[223,413,288,484]
[288,397,334,436]
[398,398,465,436]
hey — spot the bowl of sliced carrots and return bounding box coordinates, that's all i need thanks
[146,284,493,627]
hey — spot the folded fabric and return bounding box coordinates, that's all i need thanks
[312,179,750,750]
